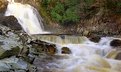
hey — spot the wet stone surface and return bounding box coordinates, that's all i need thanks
[61,47,71,54]
[30,40,57,55]
[110,39,121,47]
[0,16,22,31]
[115,52,121,60]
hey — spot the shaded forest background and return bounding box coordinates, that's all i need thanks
[40,0,121,25]
[37,0,121,36]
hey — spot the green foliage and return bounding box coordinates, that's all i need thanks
[50,0,80,24]
[41,0,51,6]
[50,2,64,22]
[65,0,80,7]
[63,7,80,23]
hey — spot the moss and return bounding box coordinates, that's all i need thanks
[38,3,52,24]
[0,46,20,59]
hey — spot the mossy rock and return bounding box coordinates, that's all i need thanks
[0,46,20,59]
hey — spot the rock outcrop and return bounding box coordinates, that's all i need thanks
[0,16,22,30]
[30,40,57,55]
[110,39,121,47]
[61,47,71,54]
[0,24,23,59]
[0,18,29,71]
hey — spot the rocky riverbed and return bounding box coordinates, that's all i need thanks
[0,0,121,72]
[0,19,121,71]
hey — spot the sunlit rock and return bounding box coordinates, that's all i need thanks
[105,49,119,59]
[0,0,8,13]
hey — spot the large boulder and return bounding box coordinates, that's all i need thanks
[0,23,23,59]
[0,57,28,71]
[0,16,22,31]
[110,39,121,47]
[30,40,57,55]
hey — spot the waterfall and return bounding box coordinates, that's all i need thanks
[5,0,49,34]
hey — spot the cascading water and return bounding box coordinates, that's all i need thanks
[5,0,49,34]
[4,1,121,72]
[32,36,121,72]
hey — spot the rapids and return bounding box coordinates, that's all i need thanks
[3,0,121,72]
[32,36,121,72]
[5,0,49,34]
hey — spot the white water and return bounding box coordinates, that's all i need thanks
[5,0,49,34]
[37,37,121,72]
[4,1,121,72]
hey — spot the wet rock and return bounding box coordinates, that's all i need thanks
[45,44,57,55]
[0,0,8,13]
[33,55,57,72]
[89,35,101,43]
[0,46,20,59]
[110,39,121,47]
[115,52,121,60]
[0,24,23,59]
[105,50,119,59]
[0,57,28,71]
[28,64,37,72]
[0,29,3,35]
[0,16,22,31]
[61,47,71,54]
[30,40,57,55]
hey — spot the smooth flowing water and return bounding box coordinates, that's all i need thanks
[5,0,49,34]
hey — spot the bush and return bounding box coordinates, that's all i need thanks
[50,0,80,24]
[41,0,96,24]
